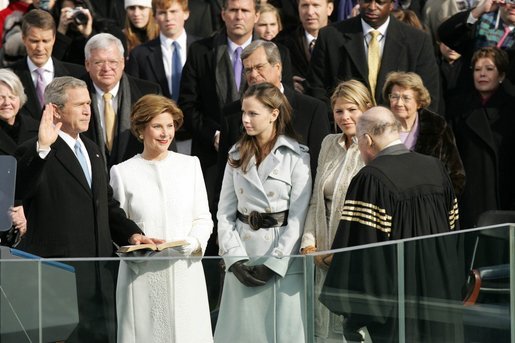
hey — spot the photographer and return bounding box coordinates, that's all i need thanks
[57,0,93,41]
[52,0,126,65]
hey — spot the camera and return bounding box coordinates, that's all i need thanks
[69,7,88,26]
[39,0,51,10]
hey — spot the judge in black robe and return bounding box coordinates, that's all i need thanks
[320,107,463,343]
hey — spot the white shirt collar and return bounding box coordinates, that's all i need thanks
[304,31,316,44]
[58,130,84,150]
[27,57,54,73]
[361,16,390,39]
[93,81,120,98]
[227,36,253,55]
[159,30,187,51]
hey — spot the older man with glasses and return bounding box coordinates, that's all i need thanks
[82,33,162,168]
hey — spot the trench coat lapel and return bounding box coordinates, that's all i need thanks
[236,157,268,199]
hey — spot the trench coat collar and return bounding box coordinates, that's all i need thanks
[229,135,303,198]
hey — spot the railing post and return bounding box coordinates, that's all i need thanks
[510,225,515,343]
[397,242,405,343]
[304,254,315,343]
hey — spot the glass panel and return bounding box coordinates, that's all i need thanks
[0,225,512,342]
[313,225,512,343]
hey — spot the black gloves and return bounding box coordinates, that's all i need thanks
[229,261,266,287]
[343,325,365,342]
[252,264,276,283]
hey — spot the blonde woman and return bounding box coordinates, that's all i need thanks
[301,80,372,341]
[123,0,159,54]
[254,3,282,41]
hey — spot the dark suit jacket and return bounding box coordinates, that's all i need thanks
[307,15,440,111]
[82,73,162,169]
[275,26,311,79]
[184,0,223,38]
[218,85,330,181]
[0,112,38,155]
[10,57,85,121]
[14,134,143,342]
[179,30,294,170]
[15,135,143,258]
[125,34,199,99]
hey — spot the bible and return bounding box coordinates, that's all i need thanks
[117,240,189,256]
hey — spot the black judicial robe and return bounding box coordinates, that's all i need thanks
[321,144,463,343]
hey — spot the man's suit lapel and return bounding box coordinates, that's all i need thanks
[341,18,368,86]
[145,39,169,97]
[115,74,135,163]
[214,33,231,108]
[18,61,41,119]
[284,86,298,120]
[53,58,67,77]
[377,18,406,100]
[83,136,105,195]
[53,137,92,194]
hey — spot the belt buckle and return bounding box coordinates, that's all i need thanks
[248,211,262,231]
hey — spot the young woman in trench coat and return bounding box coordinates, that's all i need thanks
[214,83,312,342]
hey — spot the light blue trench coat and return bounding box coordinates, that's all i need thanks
[214,135,312,343]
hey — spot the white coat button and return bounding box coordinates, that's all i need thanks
[243,208,248,213]
[268,191,275,197]
[273,169,279,175]
[277,251,283,257]
[265,207,272,213]
[243,234,251,240]
[265,234,271,241]
[239,188,244,194]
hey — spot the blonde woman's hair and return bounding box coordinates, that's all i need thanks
[330,79,373,112]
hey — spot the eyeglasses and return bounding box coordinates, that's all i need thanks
[388,93,414,103]
[244,62,269,75]
[359,0,392,7]
[91,60,121,69]
[0,94,17,102]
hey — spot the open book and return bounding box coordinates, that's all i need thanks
[117,240,189,256]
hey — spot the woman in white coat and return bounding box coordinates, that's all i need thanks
[301,80,372,341]
[110,95,213,343]
[214,83,312,343]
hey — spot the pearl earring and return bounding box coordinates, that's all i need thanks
[139,135,143,139]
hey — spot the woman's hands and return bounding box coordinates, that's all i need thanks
[301,245,333,270]
[229,261,277,287]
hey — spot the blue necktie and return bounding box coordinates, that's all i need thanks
[74,141,91,187]
[233,47,243,92]
[171,41,182,101]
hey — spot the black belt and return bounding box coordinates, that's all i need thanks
[237,210,289,231]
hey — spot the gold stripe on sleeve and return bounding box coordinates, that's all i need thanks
[448,198,459,230]
[340,200,392,235]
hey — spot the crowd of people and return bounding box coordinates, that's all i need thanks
[0,0,514,342]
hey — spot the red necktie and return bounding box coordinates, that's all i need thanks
[497,25,511,48]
